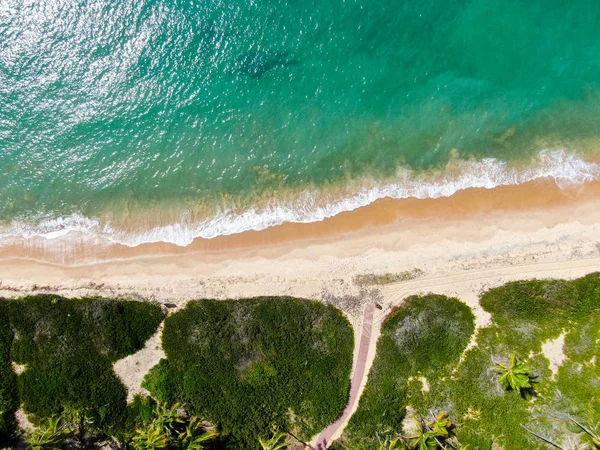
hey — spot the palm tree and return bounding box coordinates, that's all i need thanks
[258,429,289,450]
[571,418,600,449]
[493,353,533,395]
[405,412,464,450]
[26,415,74,450]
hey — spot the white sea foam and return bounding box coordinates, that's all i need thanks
[1,150,599,247]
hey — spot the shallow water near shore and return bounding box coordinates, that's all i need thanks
[2,0,600,246]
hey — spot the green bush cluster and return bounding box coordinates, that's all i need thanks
[0,300,18,446]
[0,295,163,440]
[124,394,158,436]
[451,272,600,448]
[342,294,475,449]
[144,297,353,449]
[340,273,600,450]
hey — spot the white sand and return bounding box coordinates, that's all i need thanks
[113,322,166,402]
[541,332,567,378]
[15,406,34,433]
[11,362,26,375]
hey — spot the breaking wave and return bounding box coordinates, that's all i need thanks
[1,150,598,247]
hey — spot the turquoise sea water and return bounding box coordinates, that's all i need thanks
[1,0,600,245]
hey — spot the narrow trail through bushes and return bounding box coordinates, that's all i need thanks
[314,303,374,449]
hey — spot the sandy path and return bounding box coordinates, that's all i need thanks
[113,322,166,402]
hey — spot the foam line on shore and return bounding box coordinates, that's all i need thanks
[1,149,598,247]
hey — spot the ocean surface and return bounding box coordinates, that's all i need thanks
[2,0,600,246]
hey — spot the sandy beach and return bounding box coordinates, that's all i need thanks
[1,178,599,305]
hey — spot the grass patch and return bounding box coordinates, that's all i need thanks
[143,297,353,449]
[342,294,475,449]
[340,273,600,450]
[6,295,163,434]
[354,269,424,286]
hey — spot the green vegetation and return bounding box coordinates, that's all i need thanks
[354,269,424,286]
[0,300,18,446]
[144,297,353,449]
[342,294,475,449]
[4,274,600,450]
[131,402,218,450]
[492,352,534,397]
[0,295,163,447]
[339,273,600,450]
[9,295,163,432]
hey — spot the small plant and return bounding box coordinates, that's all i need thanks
[377,437,406,449]
[404,412,463,450]
[132,423,169,450]
[26,415,75,450]
[258,427,289,450]
[131,402,217,450]
[493,353,534,396]
[178,417,218,450]
[153,403,184,433]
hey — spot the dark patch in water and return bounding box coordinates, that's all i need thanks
[235,50,300,79]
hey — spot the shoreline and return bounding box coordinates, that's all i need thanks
[2,177,600,266]
[1,148,599,260]
[0,177,599,308]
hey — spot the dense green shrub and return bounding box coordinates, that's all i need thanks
[140,358,183,407]
[7,295,163,433]
[0,300,18,446]
[455,272,600,448]
[144,297,353,449]
[121,394,158,442]
[341,295,475,449]
[481,273,600,323]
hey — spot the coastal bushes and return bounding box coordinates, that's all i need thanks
[144,297,353,449]
[451,273,600,448]
[342,294,475,449]
[3,295,163,437]
[433,275,600,449]
[0,300,18,445]
[339,273,600,450]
